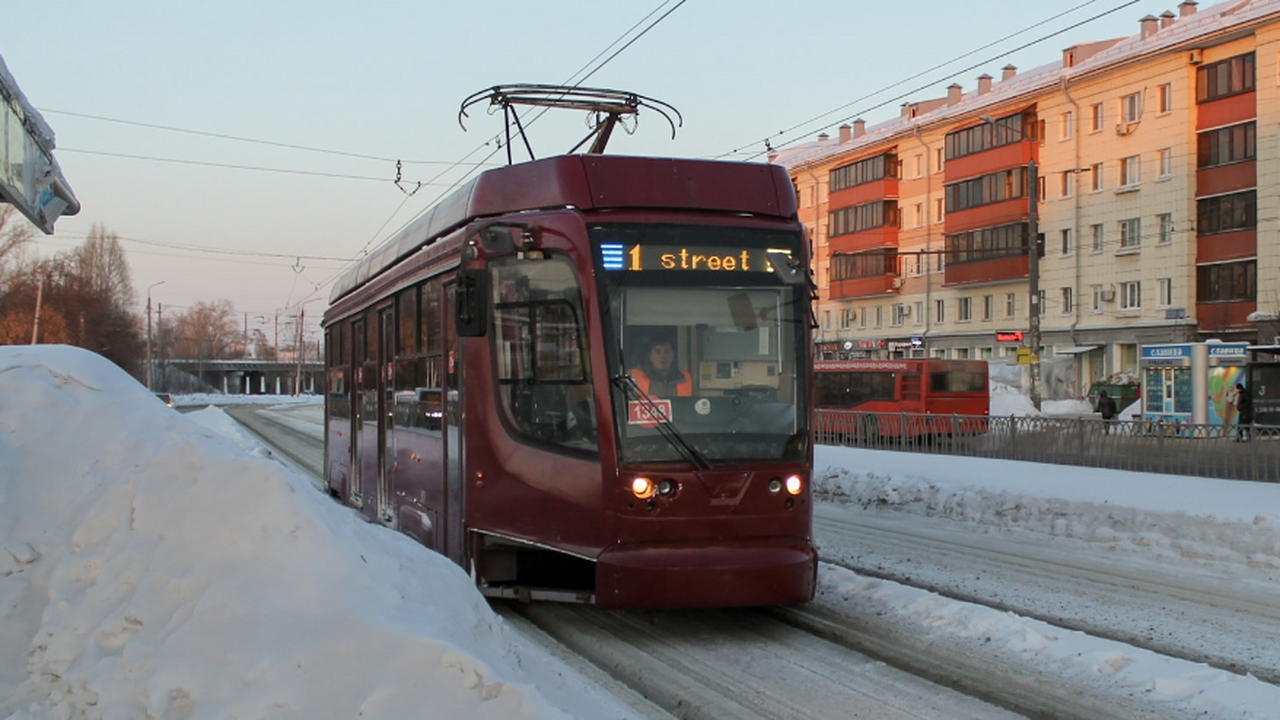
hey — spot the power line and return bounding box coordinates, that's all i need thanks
[41,108,454,165]
[58,147,463,185]
[723,0,1140,161]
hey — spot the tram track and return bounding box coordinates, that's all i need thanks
[814,507,1280,686]
[228,405,1268,719]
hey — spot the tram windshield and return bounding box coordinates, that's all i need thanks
[593,223,809,464]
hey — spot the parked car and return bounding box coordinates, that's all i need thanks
[155,393,174,407]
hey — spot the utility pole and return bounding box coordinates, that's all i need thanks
[294,307,304,396]
[146,281,164,390]
[30,274,44,344]
[1027,160,1042,411]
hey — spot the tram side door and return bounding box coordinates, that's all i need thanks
[443,280,465,565]
[349,317,367,511]
[378,305,396,526]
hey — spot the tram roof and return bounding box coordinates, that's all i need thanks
[328,154,797,304]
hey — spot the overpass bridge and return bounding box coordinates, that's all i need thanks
[151,359,323,396]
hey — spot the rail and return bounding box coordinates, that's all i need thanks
[813,409,1280,483]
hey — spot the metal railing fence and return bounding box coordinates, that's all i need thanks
[813,410,1280,482]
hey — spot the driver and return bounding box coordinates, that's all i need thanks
[630,336,692,397]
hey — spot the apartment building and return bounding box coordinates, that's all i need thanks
[775,0,1280,398]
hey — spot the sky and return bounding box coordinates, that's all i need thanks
[4,343,1280,718]
[1,0,1180,344]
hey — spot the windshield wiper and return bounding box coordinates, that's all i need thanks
[611,373,712,471]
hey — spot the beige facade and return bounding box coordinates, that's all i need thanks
[776,0,1280,399]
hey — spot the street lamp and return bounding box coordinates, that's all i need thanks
[146,281,165,390]
[981,115,1041,410]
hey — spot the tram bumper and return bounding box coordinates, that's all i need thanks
[595,538,816,610]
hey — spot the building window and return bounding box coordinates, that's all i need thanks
[1060,111,1074,140]
[1091,224,1104,253]
[1158,278,1173,307]
[1091,284,1105,312]
[1197,191,1256,234]
[982,294,993,321]
[914,301,924,325]
[1005,292,1016,318]
[830,249,898,281]
[1196,52,1255,103]
[840,307,853,329]
[1060,228,1072,256]
[934,147,945,173]
[1120,281,1142,310]
[1158,148,1173,178]
[1120,155,1141,187]
[1090,163,1104,191]
[1196,260,1256,302]
[1090,102,1104,132]
[913,154,924,178]
[823,310,831,331]
[875,306,883,328]
[935,299,945,323]
[945,223,1028,264]
[1120,91,1143,124]
[1157,213,1173,244]
[892,303,907,326]
[945,113,1032,160]
[1158,83,1173,113]
[1119,218,1141,250]
[1197,122,1256,168]
[1059,171,1073,199]
[933,197,945,223]
[914,202,925,228]
[958,297,973,322]
[945,168,1028,213]
[859,307,867,329]
[829,200,898,237]
[1061,287,1073,314]
[830,153,898,192]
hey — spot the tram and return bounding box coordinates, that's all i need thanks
[321,87,816,609]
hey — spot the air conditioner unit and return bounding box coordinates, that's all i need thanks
[1100,288,1116,302]
[901,305,912,317]
[892,277,905,289]
[1189,48,1203,65]
[1115,122,1136,136]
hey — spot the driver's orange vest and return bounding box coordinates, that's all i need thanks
[630,367,692,397]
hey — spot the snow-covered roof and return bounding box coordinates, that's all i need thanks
[775,0,1280,172]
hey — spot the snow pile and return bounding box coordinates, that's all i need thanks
[813,447,1280,572]
[0,345,630,720]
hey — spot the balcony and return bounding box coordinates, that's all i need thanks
[830,274,897,299]
[945,254,1028,286]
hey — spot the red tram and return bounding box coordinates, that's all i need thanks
[322,143,815,608]
[813,359,989,440]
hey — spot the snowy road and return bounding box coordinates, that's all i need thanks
[236,403,1280,719]
[815,504,1280,684]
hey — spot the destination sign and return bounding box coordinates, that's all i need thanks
[600,243,786,272]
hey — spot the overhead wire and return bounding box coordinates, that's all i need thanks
[722,0,1141,161]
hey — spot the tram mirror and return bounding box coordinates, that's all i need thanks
[479,225,517,254]
[456,269,489,337]
[766,250,805,285]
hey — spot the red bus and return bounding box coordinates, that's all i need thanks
[813,359,989,441]
[322,88,816,610]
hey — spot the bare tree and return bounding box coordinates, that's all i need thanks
[72,224,134,311]
[0,205,36,275]
[171,300,242,361]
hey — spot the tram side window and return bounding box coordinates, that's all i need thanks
[930,370,985,394]
[392,285,436,431]
[814,371,896,408]
[326,324,350,421]
[490,254,596,450]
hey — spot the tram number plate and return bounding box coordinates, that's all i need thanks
[628,400,672,428]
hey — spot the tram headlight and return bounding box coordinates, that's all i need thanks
[784,475,803,496]
[767,477,783,494]
[630,476,656,499]
[657,479,676,496]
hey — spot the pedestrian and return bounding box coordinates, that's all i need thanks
[1234,382,1253,441]
[1096,390,1118,434]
